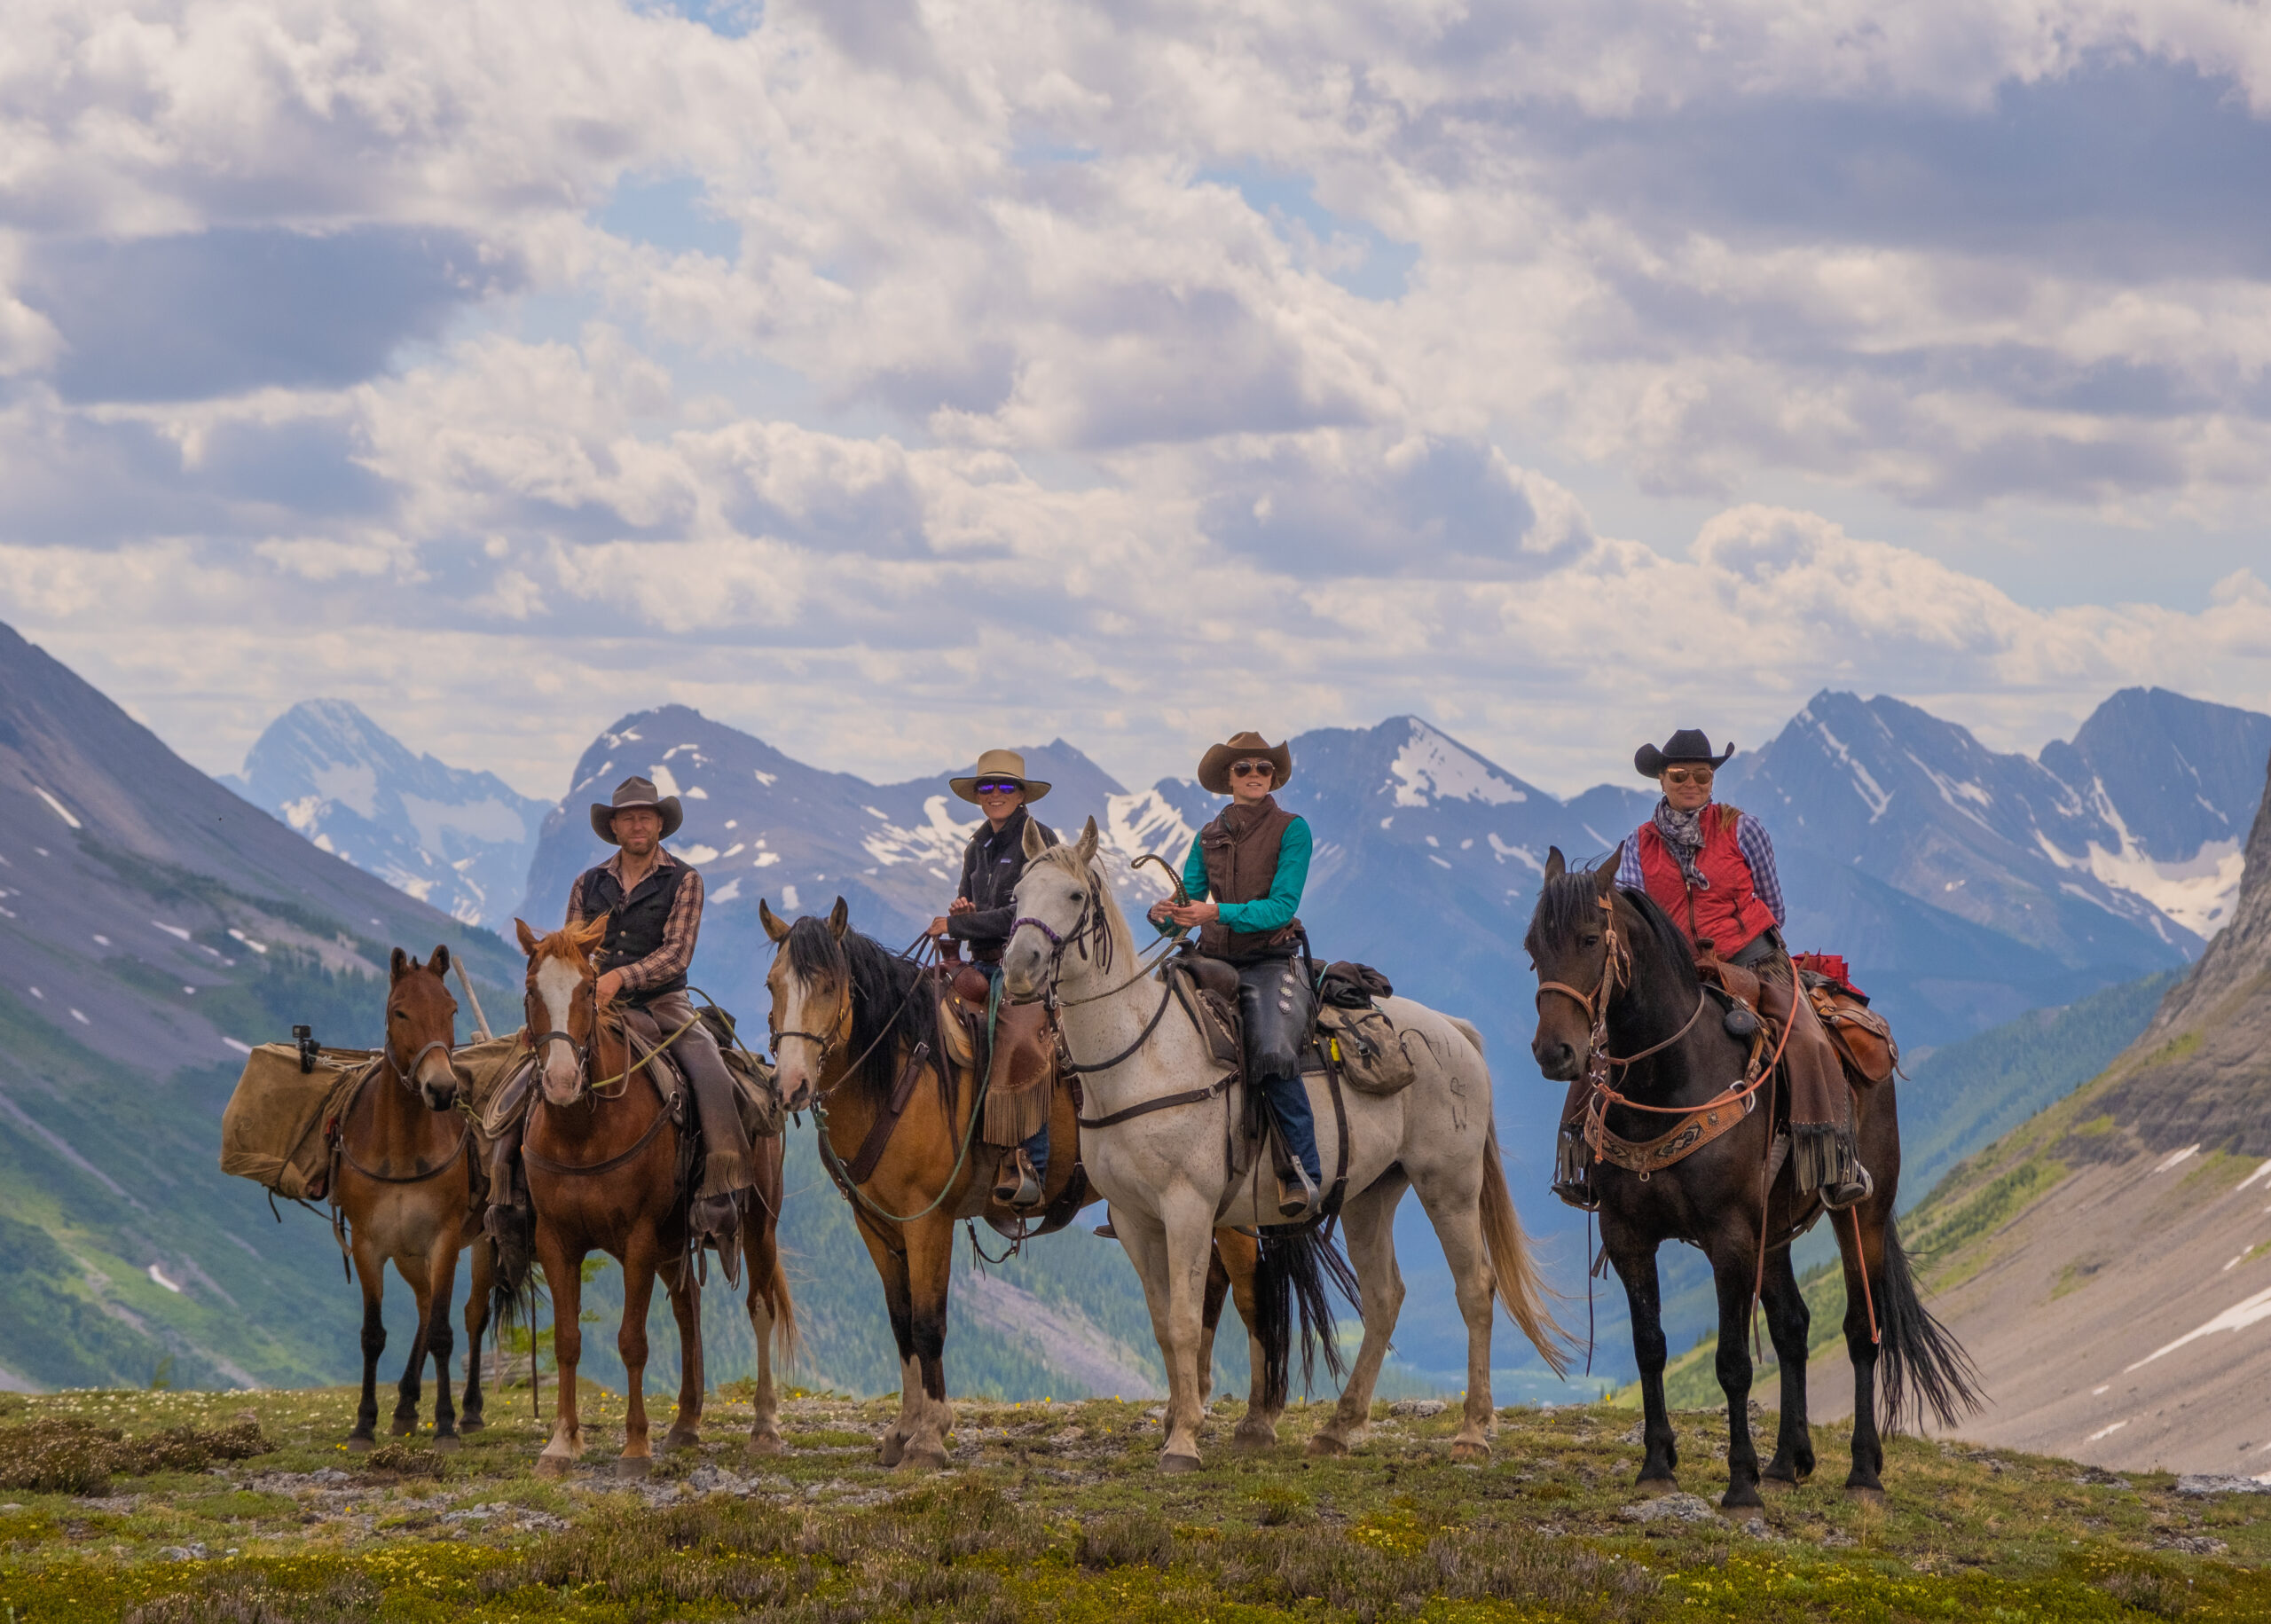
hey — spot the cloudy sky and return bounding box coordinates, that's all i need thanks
[6,0,2271,799]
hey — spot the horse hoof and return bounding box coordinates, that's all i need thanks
[1159,1451,1203,1474]
[345,1435,373,1454]
[876,1432,906,1468]
[534,1454,572,1479]
[900,1442,950,1471]
[747,1432,785,1458]
[432,1435,461,1454]
[389,1418,417,1438]
[616,1455,653,1479]
[1304,1433,1348,1458]
[1721,1484,1764,1510]
[659,1431,701,1455]
[458,1417,486,1435]
[1230,1425,1277,1453]
[1634,1476,1679,1496]
[1845,1484,1887,1505]
[1450,1440,1491,1463]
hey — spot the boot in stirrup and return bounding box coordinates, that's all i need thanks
[1276,1163,1320,1222]
[994,1149,1042,1210]
[1819,1163,1874,1212]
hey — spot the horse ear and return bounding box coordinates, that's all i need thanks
[828,897,850,940]
[1022,817,1047,860]
[758,898,790,944]
[1595,845,1623,897]
[390,946,411,983]
[515,918,541,956]
[1075,815,1099,867]
[428,945,451,977]
[1544,846,1566,882]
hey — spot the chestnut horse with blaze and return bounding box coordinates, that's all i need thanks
[332,946,493,1450]
[506,917,796,1477]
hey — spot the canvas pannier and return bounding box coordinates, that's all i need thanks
[218,1044,378,1202]
[1315,1003,1420,1097]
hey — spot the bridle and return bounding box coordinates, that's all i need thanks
[1011,867,1117,999]
[1534,892,1708,1093]
[770,971,857,1100]
[384,1036,460,1097]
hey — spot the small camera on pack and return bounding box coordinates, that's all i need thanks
[293,1024,319,1074]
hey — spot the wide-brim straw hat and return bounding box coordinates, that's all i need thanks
[591,774,684,843]
[948,748,1052,805]
[1198,731,1293,796]
[1634,728,1735,779]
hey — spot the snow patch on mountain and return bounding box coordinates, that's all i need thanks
[1387,721,1525,808]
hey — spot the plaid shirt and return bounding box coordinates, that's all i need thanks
[1615,804,1787,927]
[566,847,704,997]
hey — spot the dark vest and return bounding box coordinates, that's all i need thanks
[1197,797,1303,963]
[574,857,689,1003]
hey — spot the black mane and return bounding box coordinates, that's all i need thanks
[783,915,947,1112]
[1525,866,1699,997]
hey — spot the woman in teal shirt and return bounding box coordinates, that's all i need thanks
[1149,731,1320,1220]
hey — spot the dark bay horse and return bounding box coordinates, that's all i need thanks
[334,946,492,1450]
[762,898,1301,1471]
[1524,851,1978,1505]
[511,916,705,1478]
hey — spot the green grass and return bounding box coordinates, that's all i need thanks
[2,1385,2265,1622]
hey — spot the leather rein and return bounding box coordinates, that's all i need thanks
[334,1044,471,1186]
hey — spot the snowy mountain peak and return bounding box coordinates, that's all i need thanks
[224,700,552,930]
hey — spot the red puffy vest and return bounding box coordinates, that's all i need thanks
[1635,804,1777,956]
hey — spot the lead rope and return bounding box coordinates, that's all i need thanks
[1851,1205,1881,1345]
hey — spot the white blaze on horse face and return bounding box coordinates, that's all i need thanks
[769,969,823,1107]
[535,953,585,1101]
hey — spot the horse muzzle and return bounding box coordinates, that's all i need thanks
[1531,1037,1582,1082]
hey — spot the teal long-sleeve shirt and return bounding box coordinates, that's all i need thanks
[1170,814,1312,933]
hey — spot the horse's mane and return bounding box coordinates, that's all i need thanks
[1525,868,1699,997]
[782,914,947,1113]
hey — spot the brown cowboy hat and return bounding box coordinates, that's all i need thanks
[590,774,684,843]
[1634,728,1735,779]
[1198,731,1293,796]
[947,748,1052,806]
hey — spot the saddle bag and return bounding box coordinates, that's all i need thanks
[1315,1002,1419,1097]
[219,1044,378,1202]
[1802,976,1898,1085]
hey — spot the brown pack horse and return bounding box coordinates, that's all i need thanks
[763,898,1325,1471]
[333,946,493,1450]
[506,917,797,1476]
[1524,851,1979,1506]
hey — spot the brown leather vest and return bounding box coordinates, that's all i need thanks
[1197,797,1303,962]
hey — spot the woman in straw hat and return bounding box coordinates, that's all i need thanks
[929,749,1058,1208]
[1146,731,1321,1220]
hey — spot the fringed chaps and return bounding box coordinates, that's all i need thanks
[1758,953,1862,1195]
[981,997,1057,1146]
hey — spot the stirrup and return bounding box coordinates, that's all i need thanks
[1819,1164,1874,1212]
[1276,1165,1320,1221]
[994,1150,1042,1211]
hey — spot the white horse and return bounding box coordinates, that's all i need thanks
[1002,819,1568,1471]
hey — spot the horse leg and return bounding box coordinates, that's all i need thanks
[1759,1246,1815,1485]
[1118,1195,1214,1471]
[424,1239,463,1447]
[533,1232,585,1477]
[743,1203,785,1458]
[1607,1232,1678,1488]
[1320,1173,1413,1456]
[1840,1199,1889,1499]
[1214,1229,1278,1450]
[1708,1236,1765,1510]
[661,1256,704,1453]
[390,1256,435,1438]
[1197,1239,1230,1405]
[614,1239,660,1478]
[857,1215,919,1466]
[460,1236,493,1433]
[898,1213,957,1471]
[347,1239,387,1450]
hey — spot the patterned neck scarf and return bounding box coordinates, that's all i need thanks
[1652,796,1712,890]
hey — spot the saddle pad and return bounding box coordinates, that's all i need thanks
[220,1044,377,1202]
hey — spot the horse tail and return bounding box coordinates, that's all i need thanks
[488,1217,539,1338]
[1874,1216,1983,1433]
[1480,1123,1573,1377]
[1447,1016,1486,1057]
[1253,1224,1361,1402]
[763,1250,800,1368]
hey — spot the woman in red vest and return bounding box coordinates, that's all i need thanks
[1615,729,1872,1210]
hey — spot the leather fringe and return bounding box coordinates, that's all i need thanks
[1790,1121,1859,1194]
[983,1072,1052,1146]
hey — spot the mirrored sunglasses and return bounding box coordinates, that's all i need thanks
[1662,766,1715,784]
[1230,760,1276,778]
[973,780,1024,796]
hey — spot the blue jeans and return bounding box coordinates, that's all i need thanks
[973,959,1049,1181]
[1260,1072,1320,1186]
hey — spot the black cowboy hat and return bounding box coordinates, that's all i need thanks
[1634,729,1734,779]
[591,774,684,843]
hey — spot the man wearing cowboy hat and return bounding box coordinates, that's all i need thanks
[565,775,757,1277]
[928,749,1059,1208]
[1148,731,1322,1220]
[1614,730,1871,1210]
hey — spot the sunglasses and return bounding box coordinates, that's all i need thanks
[1230,760,1276,779]
[1662,766,1715,785]
[973,780,1024,796]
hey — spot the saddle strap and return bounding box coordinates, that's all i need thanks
[523,1091,673,1178]
[845,1041,932,1185]
[1583,1088,1752,1177]
[1078,1071,1233,1129]
[337,1121,472,1186]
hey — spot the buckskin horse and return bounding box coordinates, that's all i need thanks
[503,917,796,1476]
[762,897,1302,1471]
[332,945,493,1450]
[1001,820,1568,1471]
[1524,850,1979,1506]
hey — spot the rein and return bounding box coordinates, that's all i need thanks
[334,1051,471,1186]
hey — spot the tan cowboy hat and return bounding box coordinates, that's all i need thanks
[948,748,1052,806]
[1198,731,1293,796]
[590,774,684,843]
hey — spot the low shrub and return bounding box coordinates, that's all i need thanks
[0,1416,271,1495]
